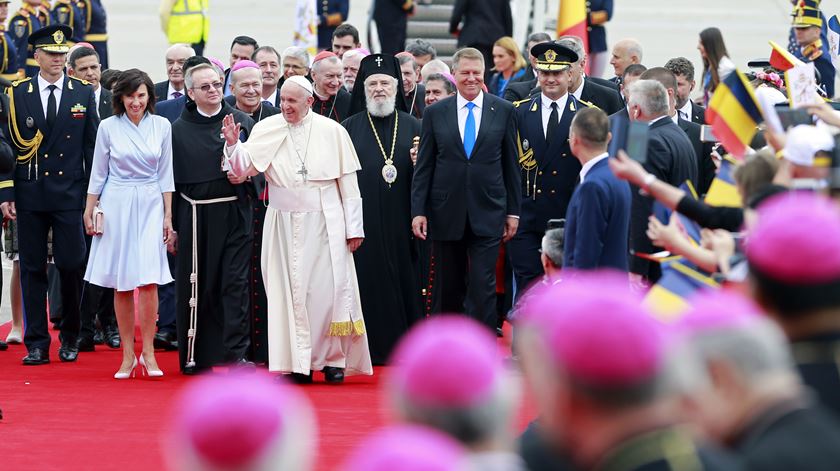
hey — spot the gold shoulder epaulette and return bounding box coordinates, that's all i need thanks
[513,98,531,108]
[68,76,90,85]
[577,99,599,109]
[11,77,31,87]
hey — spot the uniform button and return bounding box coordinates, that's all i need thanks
[43,153,48,158]
[552,170,558,175]
[536,189,542,194]
[561,153,567,157]
[66,135,71,139]
[59,153,63,157]
[538,171,543,175]
[58,171,63,176]
[44,171,49,176]
[550,190,556,194]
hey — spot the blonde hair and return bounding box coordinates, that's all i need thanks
[493,36,527,72]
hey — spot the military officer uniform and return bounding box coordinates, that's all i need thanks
[8,2,47,77]
[508,43,589,293]
[791,2,835,97]
[78,0,107,69]
[50,0,86,44]
[0,25,99,365]
[586,0,613,77]
[0,0,20,82]
[317,0,348,50]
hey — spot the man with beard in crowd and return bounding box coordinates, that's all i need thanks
[342,53,421,364]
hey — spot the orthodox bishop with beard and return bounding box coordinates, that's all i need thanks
[342,54,422,364]
[223,76,372,383]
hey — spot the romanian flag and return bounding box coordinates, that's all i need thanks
[769,40,805,71]
[705,69,764,157]
[644,260,720,321]
[557,0,589,53]
[704,156,742,207]
[652,181,703,243]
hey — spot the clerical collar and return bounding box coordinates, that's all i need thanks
[314,89,331,101]
[197,104,223,118]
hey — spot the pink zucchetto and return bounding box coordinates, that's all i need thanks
[165,372,316,471]
[339,425,468,471]
[745,192,840,284]
[674,289,764,336]
[231,59,259,72]
[206,56,226,74]
[312,50,338,64]
[522,272,666,387]
[388,316,502,408]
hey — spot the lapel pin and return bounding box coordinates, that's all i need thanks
[531,102,538,112]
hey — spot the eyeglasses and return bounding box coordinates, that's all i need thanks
[193,81,224,92]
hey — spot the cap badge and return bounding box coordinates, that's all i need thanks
[52,30,64,45]
[545,49,557,63]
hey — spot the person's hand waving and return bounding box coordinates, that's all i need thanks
[222,114,241,147]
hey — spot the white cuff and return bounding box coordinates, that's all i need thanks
[343,197,364,239]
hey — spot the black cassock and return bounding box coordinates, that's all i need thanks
[342,110,422,364]
[171,103,255,371]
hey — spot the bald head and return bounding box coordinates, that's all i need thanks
[610,39,643,77]
[420,59,450,82]
[165,43,196,89]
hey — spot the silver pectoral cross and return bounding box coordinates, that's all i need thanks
[297,165,308,181]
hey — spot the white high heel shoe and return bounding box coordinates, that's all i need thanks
[139,354,164,377]
[114,357,138,380]
[5,328,23,344]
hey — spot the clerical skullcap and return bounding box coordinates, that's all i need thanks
[782,124,834,167]
[523,272,667,387]
[312,50,338,64]
[676,290,764,336]
[746,192,840,283]
[285,75,313,95]
[339,425,467,471]
[231,59,259,72]
[389,316,502,408]
[167,372,314,471]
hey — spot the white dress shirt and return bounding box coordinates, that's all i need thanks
[38,73,64,118]
[570,79,584,101]
[670,111,680,125]
[579,152,610,182]
[678,100,693,122]
[167,82,185,100]
[263,88,278,105]
[93,86,102,118]
[541,93,568,138]
[457,91,483,143]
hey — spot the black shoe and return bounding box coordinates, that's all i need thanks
[92,329,105,345]
[182,364,207,376]
[288,372,313,384]
[233,359,257,372]
[22,348,49,365]
[104,328,121,349]
[496,327,504,338]
[323,366,345,383]
[0,340,7,351]
[58,344,79,362]
[76,336,96,352]
[154,331,178,351]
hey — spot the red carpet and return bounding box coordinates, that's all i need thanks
[0,321,535,470]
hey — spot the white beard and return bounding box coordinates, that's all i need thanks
[365,94,397,117]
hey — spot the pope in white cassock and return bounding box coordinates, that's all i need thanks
[222,75,372,383]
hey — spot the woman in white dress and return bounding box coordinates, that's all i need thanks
[83,69,176,379]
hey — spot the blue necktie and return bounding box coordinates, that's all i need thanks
[463,102,476,158]
[262,100,272,107]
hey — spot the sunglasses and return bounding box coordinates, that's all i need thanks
[193,81,224,92]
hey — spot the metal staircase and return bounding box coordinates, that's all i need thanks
[406,0,460,62]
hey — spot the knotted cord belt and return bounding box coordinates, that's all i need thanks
[179,193,239,368]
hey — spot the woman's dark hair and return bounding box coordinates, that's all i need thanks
[111,68,156,115]
[99,68,122,91]
[699,27,729,94]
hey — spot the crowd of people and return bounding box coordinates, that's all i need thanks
[3,0,840,468]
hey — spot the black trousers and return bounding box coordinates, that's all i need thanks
[507,229,545,304]
[376,17,407,55]
[18,209,85,351]
[80,234,115,339]
[432,223,501,330]
[157,252,177,336]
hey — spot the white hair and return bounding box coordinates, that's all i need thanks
[281,46,310,68]
[184,63,220,90]
[421,59,451,78]
[364,75,399,117]
[311,55,342,74]
[165,43,195,58]
[628,79,669,117]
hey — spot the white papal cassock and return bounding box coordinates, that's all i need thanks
[225,110,373,376]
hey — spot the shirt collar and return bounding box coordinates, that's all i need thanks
[197,104,223,118]
[670,112,680,124]
[570,79,584,100]
[263,88,278,104]
[38,73,64,92]
[167,82,184,98]
[678,100,693,120]
[579,152,610,182]
[541,92,568,110]
[648,115,671,127]
[457,91,484,110]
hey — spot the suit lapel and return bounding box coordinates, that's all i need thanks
[23,80,47,137]
[525,97,546,160]
[472,95,498,158]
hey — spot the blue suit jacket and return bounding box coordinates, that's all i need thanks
[563,157,631,271]
[155,95,187,123]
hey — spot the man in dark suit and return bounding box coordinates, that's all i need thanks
[373,0,414,55]
[449,0,512,82]
[254,46,283,108]
[608,38,643,86]
[563,108,630,271]
[641,67,715,195]
[0,25,99,365]
[508,43,583,295]
[557,36,622,114]
[664,56,706,124]
[155,55,211,124]
[625,79,696,285]
[154,43,195,102]
[411,47,521,330]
